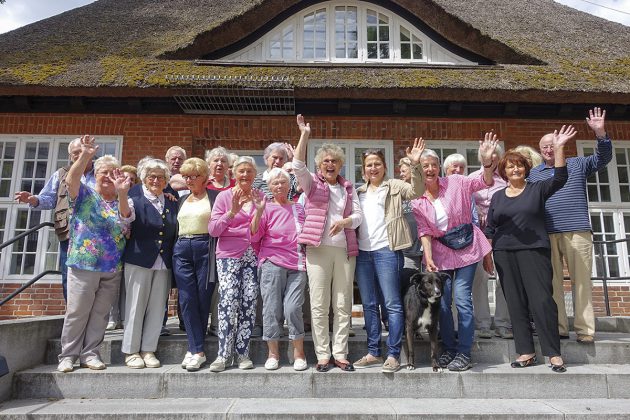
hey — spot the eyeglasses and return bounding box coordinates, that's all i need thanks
[182,175,199,181]
[146,175,166,181]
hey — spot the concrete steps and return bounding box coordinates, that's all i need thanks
[3,398,630,419]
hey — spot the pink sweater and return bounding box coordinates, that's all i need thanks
[252,203,306,271]
[208,189,256,259]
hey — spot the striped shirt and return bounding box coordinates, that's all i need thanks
[527,136,612,234]
[412,173,493,270]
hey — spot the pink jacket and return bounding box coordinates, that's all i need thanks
[299,172,359,257]
[208,189,257,259]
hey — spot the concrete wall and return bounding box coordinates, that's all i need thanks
[0,316,63,402]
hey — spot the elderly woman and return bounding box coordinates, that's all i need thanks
[174,158,216,372]
[56,135,132,373]
[208,156,261,372]
[467,145,513,340]
[412,133,497,371]
[443,154,467,176]
[485,126,575,372]
[293,115,363,372]
[250,167,308,371]
[120,159,177,369]
[253,142,299,200]
[206,147,235,191]
[354,140,424,373]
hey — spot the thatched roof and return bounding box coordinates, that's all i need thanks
[1,0,629,103]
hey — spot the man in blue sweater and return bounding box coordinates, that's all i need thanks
[528,108,611,343]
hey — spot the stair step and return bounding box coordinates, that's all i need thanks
[43,330,630,365]
[3,398,630,419]
[12,363,630,400]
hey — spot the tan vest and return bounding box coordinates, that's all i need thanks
[53,166,71,241]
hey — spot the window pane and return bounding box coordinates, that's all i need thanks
[413,43,423,59]
[401,44,411,59]
[379,26,389,41]
[618,167,629,184]
[367,43,377,59]
[367,26,377,42]
[616,150,627,165]
[25,143,36,159]
[367,10,377,24]
[400,27,410,42]
[379,43,389,59]
[4,143,15,159]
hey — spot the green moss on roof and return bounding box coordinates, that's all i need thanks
[5,63,68,85]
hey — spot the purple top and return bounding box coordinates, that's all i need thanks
[208,188,257,259]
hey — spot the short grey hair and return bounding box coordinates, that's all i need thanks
[140,158,171,181]
[314,143,345,167]
[263,142,288,161]
[443,153,467,171]
[205,147,231,166]
[267,167,290,184]
[94,155,120,173]
[233,156,257,175]
[477,143,504,163]
[420,149,440,164]
[136,155,154,177]
[165,146,186,160]
[67,138,81,154]
[398,157,412,168]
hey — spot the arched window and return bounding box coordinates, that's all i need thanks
[221,1,475,65]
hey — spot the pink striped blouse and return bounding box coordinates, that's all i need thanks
[412,173,493,270]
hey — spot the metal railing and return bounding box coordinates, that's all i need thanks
[592,237,630,316]
[0,222,61,307]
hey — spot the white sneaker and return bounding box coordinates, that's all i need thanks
[186,354,206,372]
[238,356,254,370]
[181,352,192,369]
[140,351,161,368]
[264,357,279,370]
[209,357,226,372]
[57,357,75,373]
[124,353,145,369]
[106,321,116,331]
[293,358,308,371]
[80,357,106,370]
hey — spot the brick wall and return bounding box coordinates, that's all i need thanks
[1,112,630,319]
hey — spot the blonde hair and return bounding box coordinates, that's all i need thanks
[314,143,345,166]
[180,157,209,179]
[513,145,543,167]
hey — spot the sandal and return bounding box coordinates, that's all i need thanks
[510,356,537,368]
[333,359,355,372]
[316,360,331,372]
[550,363,566,373]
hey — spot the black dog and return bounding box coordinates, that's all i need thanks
[401,269,447,371]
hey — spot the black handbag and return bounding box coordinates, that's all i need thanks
[438,223,473,250]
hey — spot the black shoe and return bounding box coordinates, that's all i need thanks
[447,353,472,371]
[437,351,456,369]
[510,356,537,368]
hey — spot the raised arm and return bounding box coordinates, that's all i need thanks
[67,135,98,200]
[479,132,500,186]
[551,124,576,169]
[111,168,132,218]
[294,114,310,163]
[400,137,426,199]
[586,107,606,138]
[585,107,613,174]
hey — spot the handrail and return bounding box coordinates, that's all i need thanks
[0,222,58,307]
[0,222,54,252]
[0,270,61,306]
[592,237,630,317]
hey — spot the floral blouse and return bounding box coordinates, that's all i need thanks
[66,184,129,272]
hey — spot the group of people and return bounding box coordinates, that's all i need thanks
[17,107,610,374]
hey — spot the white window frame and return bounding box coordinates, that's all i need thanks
[0,135,123,284]
[578,140,630,283]
[223,1,474,65]
[306,139,394,185]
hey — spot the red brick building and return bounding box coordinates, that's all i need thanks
[1,0,630,318]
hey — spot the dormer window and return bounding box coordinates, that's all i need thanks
[221,1,475,65]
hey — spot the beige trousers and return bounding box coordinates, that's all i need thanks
[550,231,595,336]
[59,267,121,363]
[306,245,356,362]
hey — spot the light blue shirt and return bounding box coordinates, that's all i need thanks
[32,167,96,210]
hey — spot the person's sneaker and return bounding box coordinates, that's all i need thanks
[494,327,514,339]
[186,354,206,372]
[106,321,116,331]
[238,356,254,370]
[250,326,263,338]
[478,329,493,339]
[140,351,161,368]
[160,326,171,337]
[382,357,401,373]
[181,351,192,369]
[577,334,595,343]
[293,358,308,371]
[80,357,106,370]
[447,353,472,372]
[437,351,456,369]
[124,353,145,369]
[209,357,226,372]
[57,357,75,373]
[264,357,279,370]
[354,355,384,369]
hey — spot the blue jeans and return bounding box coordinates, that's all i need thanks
[173,236,214,354]
[356,247,404,359]
[439,262,478,357]
[59,239,69,301]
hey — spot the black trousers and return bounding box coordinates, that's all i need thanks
[493,248,561,357]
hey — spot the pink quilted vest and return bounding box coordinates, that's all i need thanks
[298,172,358,257]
